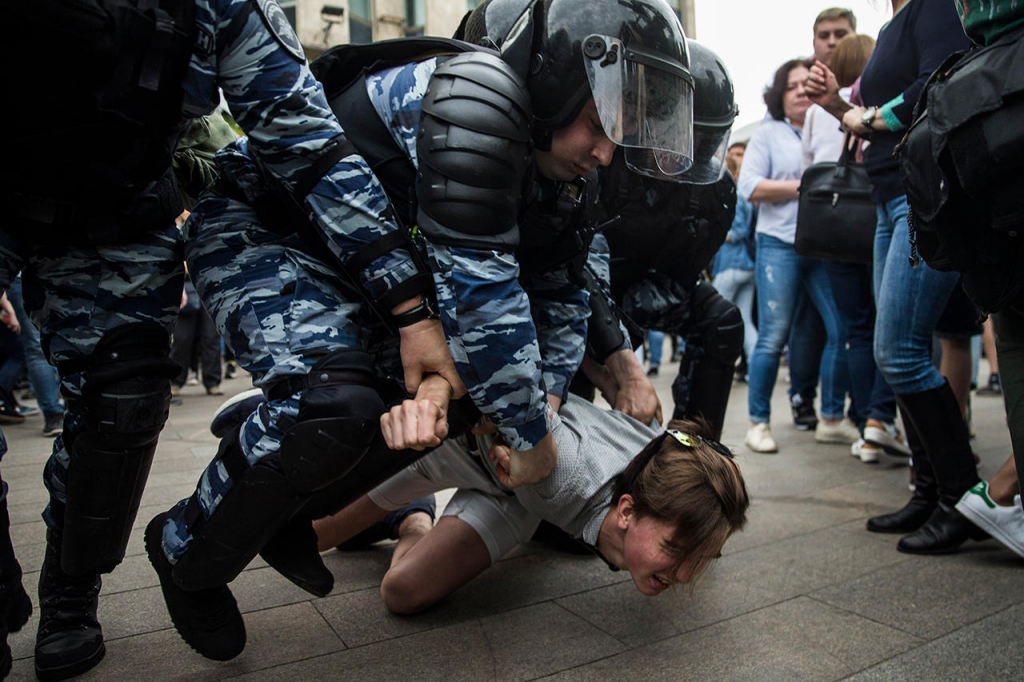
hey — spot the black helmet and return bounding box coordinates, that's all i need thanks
[677,40,738,184]
[459,0,695,181]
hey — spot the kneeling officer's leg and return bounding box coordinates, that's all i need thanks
[149,349,384,660]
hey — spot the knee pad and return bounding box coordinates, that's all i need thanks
[62,324,179,575]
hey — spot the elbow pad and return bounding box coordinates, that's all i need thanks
[416,52,533,252]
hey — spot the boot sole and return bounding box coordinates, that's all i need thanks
[35,642,106,682]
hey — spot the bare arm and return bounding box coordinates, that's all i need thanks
[805,60,851,122]
[380,373,454,451]
[749,179,801,204]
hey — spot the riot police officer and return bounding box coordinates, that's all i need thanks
[142,0,696,664]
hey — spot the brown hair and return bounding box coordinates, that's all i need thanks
[813,7,856,34]
[830,34,876,88]
[610,418,750,589]
[763,58,814,121]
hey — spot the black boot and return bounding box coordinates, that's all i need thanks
[145,513,245,661]
[892,382,984,554]
[867,419,937,533]
[1,493,33,680]
[897,501,989,554]
[259,513,334,598]
[34,530,104,682]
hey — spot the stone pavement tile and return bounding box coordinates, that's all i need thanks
[233,601,624,682]
[723,495,876,555]
[315,550,627,648]
[319,545,398,594]
[546,596,922,682]
[4,601,345,682]
[812,546,1024,640]
[845,603,1024,681]
[233,565,327,613]
[557,524,905,648]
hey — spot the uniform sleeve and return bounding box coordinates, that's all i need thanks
[522,266,590,403]
[736,125,772,202]
[427,243,552,451]
[190,0,421,304]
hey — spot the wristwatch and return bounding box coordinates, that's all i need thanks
[861,106,878,130]
[393,297,440,328]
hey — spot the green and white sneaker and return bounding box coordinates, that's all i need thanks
[955,482,1024,559]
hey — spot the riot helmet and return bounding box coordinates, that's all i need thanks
[459,0,695,181]
[677,40,738,184]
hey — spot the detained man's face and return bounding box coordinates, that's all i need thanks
[534,97,616,181]
[812,19,854,65]
[618,497,702,597]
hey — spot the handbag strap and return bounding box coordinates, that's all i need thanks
[837,132,858,167]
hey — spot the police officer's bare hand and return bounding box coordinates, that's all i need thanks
[488,432,557,488]
[399,317,467,399]
[380,375,453,450]
[604,348,662,425]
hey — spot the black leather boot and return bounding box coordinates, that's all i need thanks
[892,382,984,554]
[34,529,105,682]
[867,417,937,533]
[897,501,989,554]
[259,513,334,598]
[145,513,246,661]
[1,492,33,679]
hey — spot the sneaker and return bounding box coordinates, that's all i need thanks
[646,366,659,377]
[42,412,63,438]
[187,374,199,386]
[814,418,859,444]
[210,388,265,439]
[745,423,778,453]
[145,513,246,661]
[863,420,911,458]
[16,405,40,417]
[170,384,182,397]
[790,394,818,431]
[205,385,224,396]
[955,483,1024,559]
[224,361,238,380]
[976,373,1002,396]
[851,437,881,463]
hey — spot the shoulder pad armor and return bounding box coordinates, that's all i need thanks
[416,52,534,251]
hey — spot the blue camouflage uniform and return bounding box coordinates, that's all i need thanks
[164,53,590,559]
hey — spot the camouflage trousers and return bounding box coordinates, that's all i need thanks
[159,193,378,560]
[0,224,184,528]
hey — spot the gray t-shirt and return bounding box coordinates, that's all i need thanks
[477,396,659,545]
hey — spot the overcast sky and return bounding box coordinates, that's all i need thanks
[694,0,893,130]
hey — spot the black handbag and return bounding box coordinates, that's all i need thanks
[795,133,875,264]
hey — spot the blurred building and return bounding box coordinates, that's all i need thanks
[283,0,695,58]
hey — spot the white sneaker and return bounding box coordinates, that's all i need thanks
[850,438,865,458]
[955,482,1024,559]
[814,418,859,444]
[859,441,882,464]
[745,423,778,453]
[864,421,911,457]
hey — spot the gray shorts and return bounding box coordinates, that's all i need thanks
[367,437,540,563]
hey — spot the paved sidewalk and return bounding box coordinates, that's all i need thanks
[3,365,1022,681]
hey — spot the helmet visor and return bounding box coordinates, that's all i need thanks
[678,125,731,184]
[583,34,694,180]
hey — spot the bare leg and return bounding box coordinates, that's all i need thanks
[982,317,999,376]
[987,455,1019,507]
[313,495,391,552]
[939,337,972,417]
[380,516,492,615]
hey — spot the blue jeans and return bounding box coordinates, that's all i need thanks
[0,278,63,415]
[872,196,959,394]
[712,267,757,360]
[748,234,848,423]
[824,260,896,429]
[647,330,665,369]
